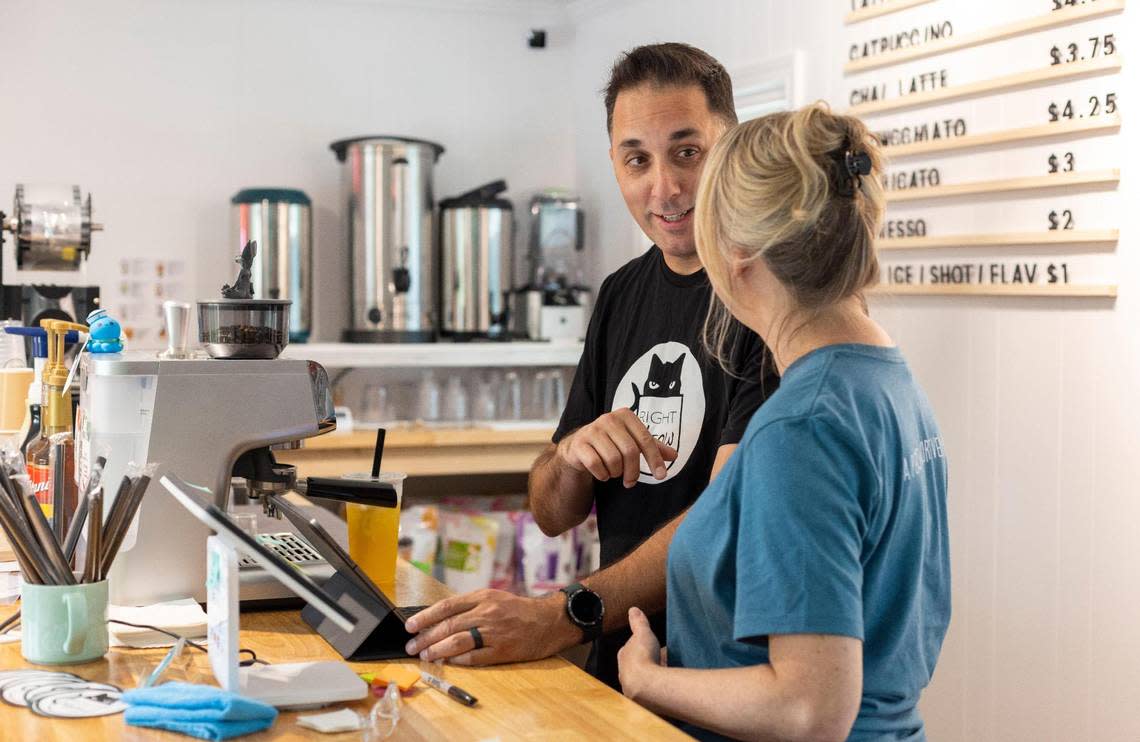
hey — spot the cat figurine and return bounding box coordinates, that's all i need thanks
[630,352,685,414]
[222,240,258,300]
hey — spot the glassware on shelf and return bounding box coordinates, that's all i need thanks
[360,384,391,425]
[442,375,469,425]
[530,370,549,420]
[500,370,522,421]
[417,372,441,424]
[472,374,498,422]
[547,369,566,420]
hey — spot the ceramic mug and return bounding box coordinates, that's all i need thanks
[21,579,109,665]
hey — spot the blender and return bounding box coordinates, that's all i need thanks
[516,190,591,341]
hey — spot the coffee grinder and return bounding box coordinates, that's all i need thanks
[0,184,102,326]
[515,190,591,341]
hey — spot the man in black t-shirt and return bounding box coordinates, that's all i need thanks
[405,44,777,685]
[545,245,771,686]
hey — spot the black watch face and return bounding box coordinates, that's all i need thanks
[570,589,604,627]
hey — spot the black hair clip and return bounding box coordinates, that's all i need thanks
[845,151,872,179]
[833,147,872,198]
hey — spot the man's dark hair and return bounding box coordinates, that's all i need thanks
[603,42,738,136]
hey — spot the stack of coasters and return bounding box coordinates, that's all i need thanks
[0,669,126,718]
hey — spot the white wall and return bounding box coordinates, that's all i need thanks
[0,0,575,341]
[4,1,1138,738]
[570,2,1140,740]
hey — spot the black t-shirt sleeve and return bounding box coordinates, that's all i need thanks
[553,276,613,444]
[719,322,779,446]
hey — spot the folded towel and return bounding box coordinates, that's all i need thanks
[123,682,277,741]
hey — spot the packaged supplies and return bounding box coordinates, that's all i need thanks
[574,512,600,578]
[516,513,576,596]
[397,505,439,575]
[438,511,498,592]
[485,511,521,591]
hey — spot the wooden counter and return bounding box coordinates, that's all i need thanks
[0,560,690,740]
[277,426,553,478]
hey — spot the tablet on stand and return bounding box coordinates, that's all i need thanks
[161,474,368,709]
[267,492,429,660]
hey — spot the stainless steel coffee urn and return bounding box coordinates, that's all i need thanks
[439,180,514,339]
[331,136,444,342]
[231,188,312,342]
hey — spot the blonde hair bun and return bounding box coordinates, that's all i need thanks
[695,101,885,365]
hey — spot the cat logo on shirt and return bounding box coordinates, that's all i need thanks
[612,341,706,485]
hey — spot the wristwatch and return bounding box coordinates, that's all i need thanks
[560,583,605,643]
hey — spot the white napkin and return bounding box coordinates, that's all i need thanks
[108,598,207,647]
[296,708,364,734]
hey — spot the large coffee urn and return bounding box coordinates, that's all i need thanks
[231,188,313,342]
[439,180,514,339]
[330,136,445,342]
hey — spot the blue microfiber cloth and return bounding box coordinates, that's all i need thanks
[123,682,278,741]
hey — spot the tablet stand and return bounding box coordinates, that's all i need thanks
[300,572,415,661]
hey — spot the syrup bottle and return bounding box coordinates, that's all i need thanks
[26,320,87,537]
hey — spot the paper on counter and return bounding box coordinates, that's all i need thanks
[296,708,364,733]
[0,561,21,604]
[109,598,207,647]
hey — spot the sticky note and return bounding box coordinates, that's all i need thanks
[360,665,420,692]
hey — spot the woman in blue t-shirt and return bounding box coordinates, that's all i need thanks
[616,103,951,742]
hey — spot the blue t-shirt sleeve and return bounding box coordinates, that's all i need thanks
[732,416,869,644]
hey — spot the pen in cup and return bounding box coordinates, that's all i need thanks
[419,669,478,707]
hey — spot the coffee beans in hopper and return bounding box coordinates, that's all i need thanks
[207,325,285,345]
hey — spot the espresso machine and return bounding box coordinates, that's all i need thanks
[78,248,343,606]
[0,184,102,326]
[516,190,591,341]
[78,351,339,606]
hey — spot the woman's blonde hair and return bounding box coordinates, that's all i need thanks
[695,102,885,368]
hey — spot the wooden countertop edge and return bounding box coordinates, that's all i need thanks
[297,427,555,450]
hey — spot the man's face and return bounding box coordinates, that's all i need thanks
[609,83,726,261]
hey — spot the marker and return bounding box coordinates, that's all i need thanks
[419,670,478,707]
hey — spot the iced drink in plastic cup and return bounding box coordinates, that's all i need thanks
[346,471,406,586]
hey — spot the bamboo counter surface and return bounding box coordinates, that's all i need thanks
[277,426,554,478]
[0,560,690,740]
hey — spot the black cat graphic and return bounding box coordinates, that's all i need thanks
[630,353,685,414]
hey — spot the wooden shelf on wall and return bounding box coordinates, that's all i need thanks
[876,230,1119,251]
[845,0,1126,74]
[280,341,583,368]
[850,55,1121,116]
[883,115,1120,159]
[846,0,935,25]
[884,169,1119,203]
[870,283,1117,297]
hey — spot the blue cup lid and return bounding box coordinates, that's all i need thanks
[4,327,80,359]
